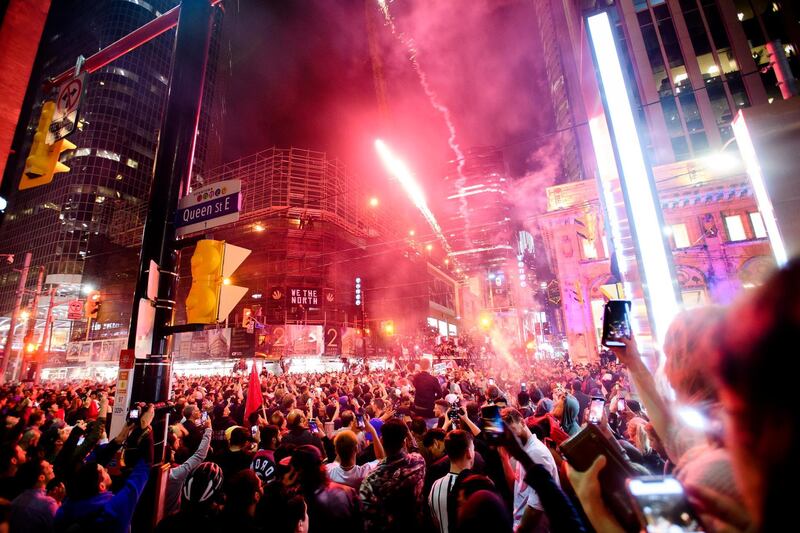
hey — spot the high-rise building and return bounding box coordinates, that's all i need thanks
[444,147,515,274]
[442,147,533,341]
[0,0,221,350]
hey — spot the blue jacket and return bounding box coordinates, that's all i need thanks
[54,459,150,533]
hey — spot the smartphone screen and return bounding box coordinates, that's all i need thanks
[627,477,705,532]
[617,398,626,412]
[488,378,495,386]
[520,382,527,392]
[356,414,365,429]
[589,397,605,424]
[251,425,259,437]
[309,420,319,432]
[77,436,85,446]
[481,405,504,441]
[201,411,208,423]
[602,300,632,347]
[128,408,139,420]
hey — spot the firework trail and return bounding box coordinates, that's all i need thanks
[376,0,470,240]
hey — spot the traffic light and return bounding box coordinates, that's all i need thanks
[85,290,102,319]
[185,239,250,324]
[20,101,76,190]
[479,311,493,331]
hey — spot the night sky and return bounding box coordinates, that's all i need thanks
[217,0,554,219]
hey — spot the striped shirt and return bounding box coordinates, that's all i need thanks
[428,472,458,533]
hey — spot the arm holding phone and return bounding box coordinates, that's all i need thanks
[363,414,385,460]
[566,456,625,533]
[611,337,683,463]
[500,425,590,533]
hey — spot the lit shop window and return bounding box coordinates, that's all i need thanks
[724,215,747,241]
[671,223,691,249]
[749,212,767,239]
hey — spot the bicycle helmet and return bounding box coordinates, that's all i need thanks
[182,462,223,505]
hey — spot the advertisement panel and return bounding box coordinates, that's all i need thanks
[255,325,286,359]
[173,329,231,360]
[324,325,341,356]
[62,338,125,366]
[340,327,359,356]
[285,325,323,355]
[288,288,320,307]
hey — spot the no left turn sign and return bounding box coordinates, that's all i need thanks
[49,72,85,143]
[57,77,83,115]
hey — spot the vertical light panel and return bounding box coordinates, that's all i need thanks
[732,111,788,266]
[586,11,679,345]
[589,117,628,277]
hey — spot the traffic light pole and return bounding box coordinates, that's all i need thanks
[126,0,215,404]
[16,265,44,381]
[0,252,31,384]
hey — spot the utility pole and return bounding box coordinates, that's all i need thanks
[33,287,56,384]
[1,252,30,383]
[126,0,216,404]
[16,265,44,381]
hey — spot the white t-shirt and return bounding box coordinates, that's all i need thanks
[325,460,379,489]
[512,434,560,528]
[428,472,458,533]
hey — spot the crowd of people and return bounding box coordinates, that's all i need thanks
[0,258,796,532]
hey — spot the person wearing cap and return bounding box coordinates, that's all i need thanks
[155,462,225,533]
[163,414,213,516]
[286,445,362,532]
[215,426,257,482]
[250,425,280,486]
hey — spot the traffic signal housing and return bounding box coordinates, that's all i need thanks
[85,290,102,319]
[20,101,76,190]
[185,239,250,324]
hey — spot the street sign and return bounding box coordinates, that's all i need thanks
[49,73,85,143]
[175,179,241,237]
[67,299,83,320]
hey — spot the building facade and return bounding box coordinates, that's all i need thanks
[0,0,224,376]
[533,0,792,360]
[441,147,537,342]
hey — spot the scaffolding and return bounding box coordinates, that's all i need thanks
[108,146,392,248]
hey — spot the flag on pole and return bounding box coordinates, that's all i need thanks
[244,361,263,423]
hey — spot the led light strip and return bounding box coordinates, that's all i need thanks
[732,111,788,266]
[586,12,680,345]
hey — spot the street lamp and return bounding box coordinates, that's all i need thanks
[369,197,379,208]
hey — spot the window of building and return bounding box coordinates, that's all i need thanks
[671,223,691,248]
[707,80,734,140]
[581,239,598,260]
[96,150,121,162]
[749,212,767,238]
[724,215,747,241]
